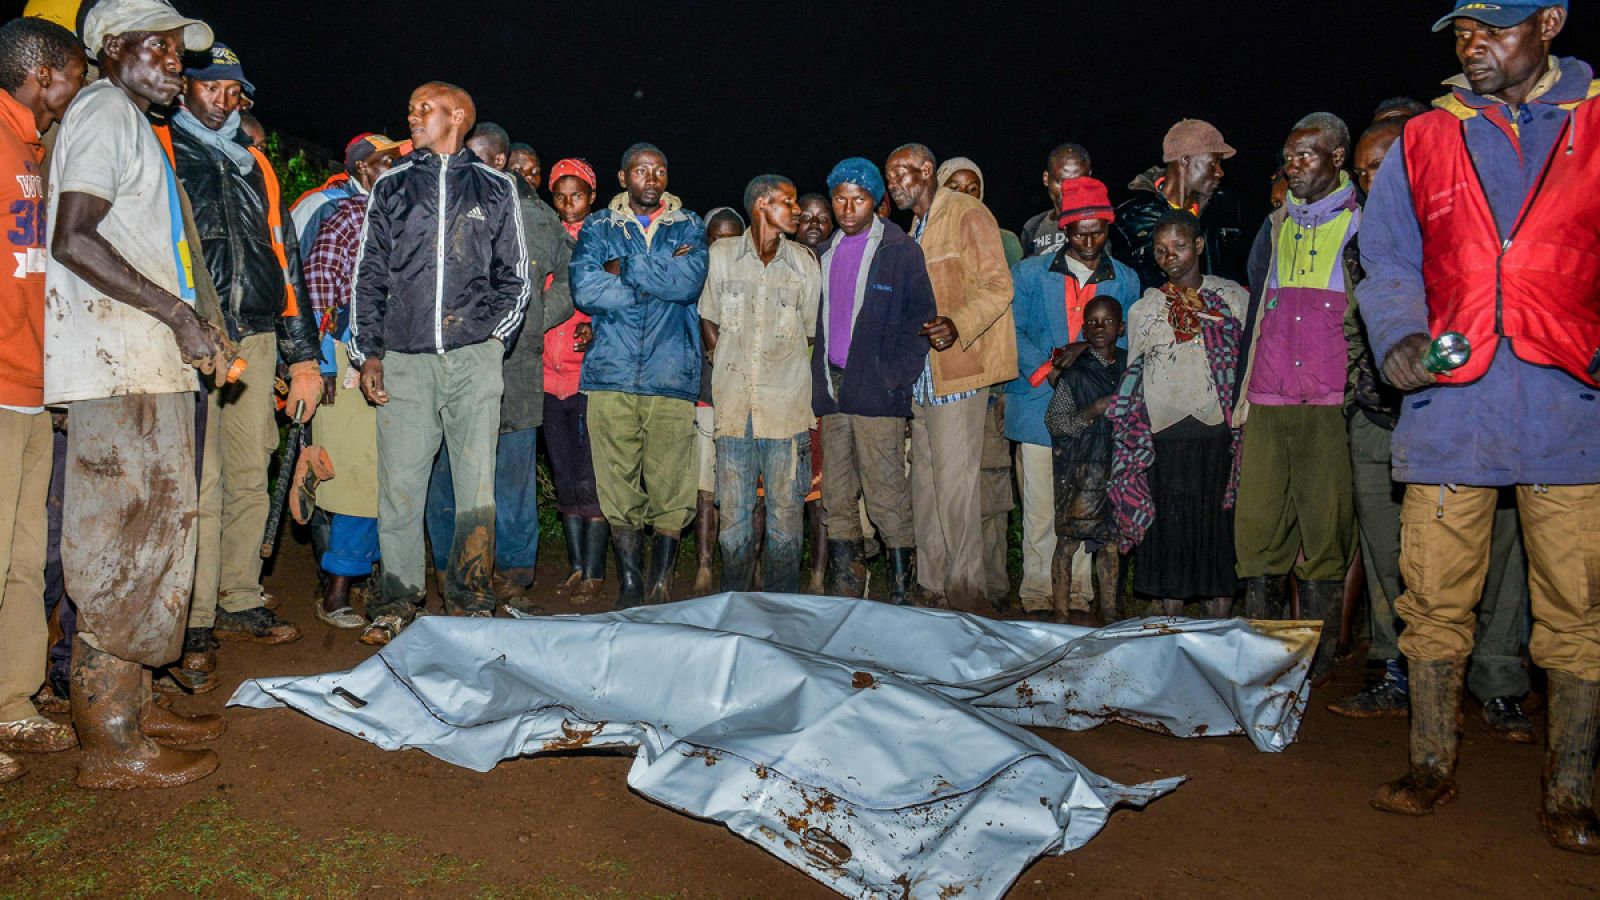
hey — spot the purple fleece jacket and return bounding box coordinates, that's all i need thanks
[1357,56,1600,486]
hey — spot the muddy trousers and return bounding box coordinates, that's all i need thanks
[43,425,76,690]
[910,393,988,612]
[716,419,809,592]
[1396,483,1600,683]
[0,410,51,722]
[373,342,504,618]
[1235,404,1355,581]
[587,391,697,535]
[426,426,540,578]
[818,408,913,548]
[1351,414,1529,700]
[62,393,197,668]
[188,332,278,628]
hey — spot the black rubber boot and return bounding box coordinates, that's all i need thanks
[1541,671,1600,854]
[571,519,610,606]
[1372,658,1465,816]
[612,526,645,609]
[887,548,916,606]
[692,491,717,595]
[558,515,585,592]
[1297,578,1345,684]
[645,533,682,605]
[1243,575,1289,619]
[825,539,865,598]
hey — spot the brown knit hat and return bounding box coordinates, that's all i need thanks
[1162,119,1237,163]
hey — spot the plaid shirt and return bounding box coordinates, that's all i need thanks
[303,195,367,333]
[909,210,979,407]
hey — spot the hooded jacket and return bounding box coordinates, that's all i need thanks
[811,216,937,419]
[348,147,530,364]
[571,192,708,402]
[169,122,320,365]
[1111,167,1249,293]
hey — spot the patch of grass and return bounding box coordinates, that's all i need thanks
[0,777,665,900]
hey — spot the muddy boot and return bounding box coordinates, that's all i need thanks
[612,527,645,609]
[806,500,827,594]
[1297,579,1344,685]
[70,637,218,790]
[1094,548,1123,625]
[1161,598,1185,617]
[214,607,301,645]
[140,670,226,746]
[825,539,865,598]
[570,519,609,607]
[171,627,219,695]
[1205,597,1233,619]
[1328,659,1410,719]
[887,548,915,606]
[556,515,585,593]
[1540,671,1600,854]
[645,533,682,605]
[1371,658,1465,816]
[1242,575,1289,619]
[692,492,717,595]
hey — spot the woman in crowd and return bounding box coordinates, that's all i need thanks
[1109,211,1247,618]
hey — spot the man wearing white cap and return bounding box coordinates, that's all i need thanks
[47,0,227,790]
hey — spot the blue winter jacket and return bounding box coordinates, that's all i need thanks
[1358,56,1600,485]
[572,192,708,402]
[1003,249,1139,447]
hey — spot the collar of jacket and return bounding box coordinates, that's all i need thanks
[0,89,41,152]
[606,190,685,223]
[1048,247,1117,285]
[1435,55,1599,119]
[410,147,477,168]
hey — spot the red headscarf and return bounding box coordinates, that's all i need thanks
[548,158,597,191]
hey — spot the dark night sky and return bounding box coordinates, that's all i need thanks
[11,1,1599,229]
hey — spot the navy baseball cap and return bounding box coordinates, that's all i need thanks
[183,42,255,95]
[1432,1,1566,32]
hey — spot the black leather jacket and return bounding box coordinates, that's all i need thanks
[1110,165,1250,294]
[170,125,319,365]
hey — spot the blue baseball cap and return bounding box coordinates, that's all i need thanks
[1432,1,1566,32]
[183,42,255,95]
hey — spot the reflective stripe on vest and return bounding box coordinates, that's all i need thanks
[1402,99,1600,387]
[153,124,302,320]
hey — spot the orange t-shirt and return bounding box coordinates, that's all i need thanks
[0,90,45,407]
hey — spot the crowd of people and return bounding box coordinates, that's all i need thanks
[0,0,1594,857]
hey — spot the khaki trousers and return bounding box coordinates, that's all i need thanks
[588,391,697,535]
[189,332,278,627]
[819,412,914,548]
[1397,483,1600,681]
[911,393,987,612]
[0,410,51,722]
[1016,441,1079,611]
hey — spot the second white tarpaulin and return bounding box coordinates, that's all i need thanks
[230,593,1317,898]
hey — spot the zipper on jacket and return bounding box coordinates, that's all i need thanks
[434,158,448,354]
[219,157,245,328]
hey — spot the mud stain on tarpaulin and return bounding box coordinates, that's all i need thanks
[540,719,605,751]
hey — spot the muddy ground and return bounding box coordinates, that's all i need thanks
[2,534,1596,898]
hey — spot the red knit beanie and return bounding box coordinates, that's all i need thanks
[1058,177,1115,226]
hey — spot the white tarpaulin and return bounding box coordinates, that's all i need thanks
[230,593,1317,898]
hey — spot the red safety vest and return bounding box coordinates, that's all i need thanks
[1402,94,1600,386]
[153,124,302,319]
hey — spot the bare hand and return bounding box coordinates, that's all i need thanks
[573,322,594,353]
[322,374,337,407]
[1088,395,1115,418]
[673,244,693,257]
[359,358,388,406]
[1052,341,1089,370]
[173,311,226,370]
[919,316,960,351]
[1381,332,1436,392]
[603,259,621,276]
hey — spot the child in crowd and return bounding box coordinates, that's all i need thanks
[1044,296,1126,625]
